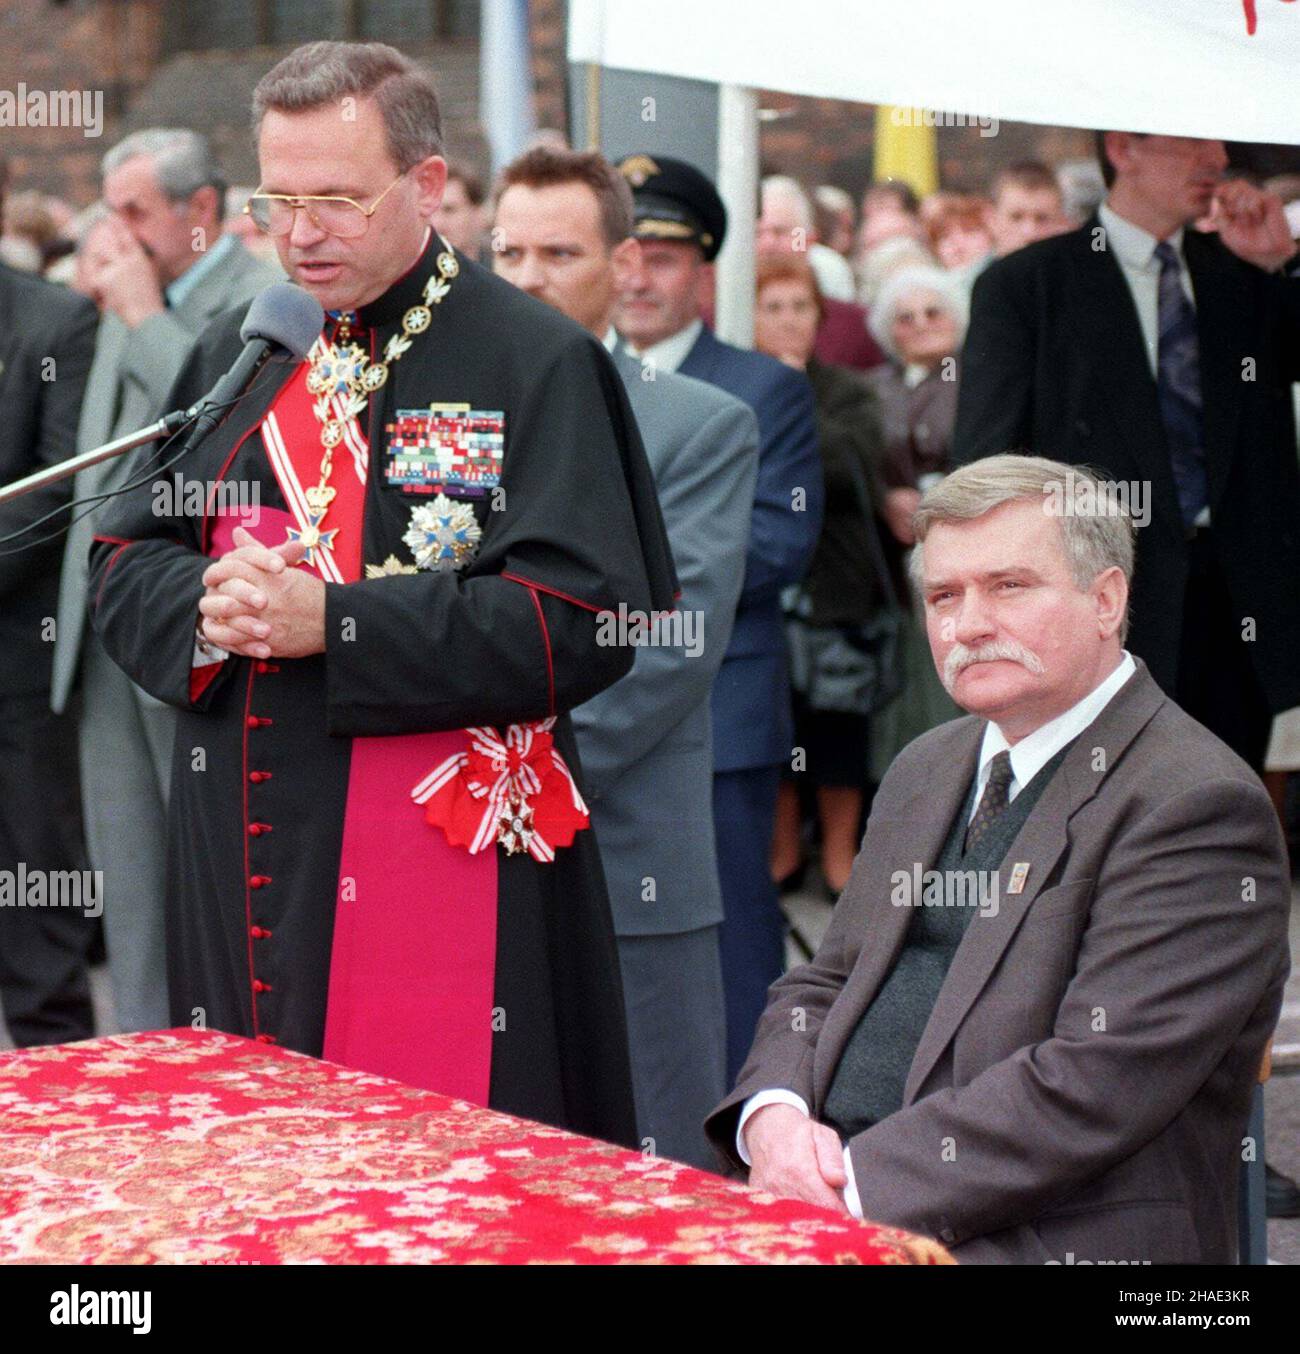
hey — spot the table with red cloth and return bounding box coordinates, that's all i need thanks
[0,1029,953,1265]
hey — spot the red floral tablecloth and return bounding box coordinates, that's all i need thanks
[0,1029,953,1265]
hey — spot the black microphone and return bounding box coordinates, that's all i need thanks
[180,282,324,445]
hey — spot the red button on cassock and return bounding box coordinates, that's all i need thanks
[252,979,272,993]
[250,926,271,939]
[256,1033,277,1044]
[249,874,272,888]
[248,771,272,783]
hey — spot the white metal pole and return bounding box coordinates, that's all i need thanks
[714,83,758,349]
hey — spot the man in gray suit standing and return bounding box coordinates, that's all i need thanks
[707,455,1290,1262]
[492,146,759,1168]
[52,129,280,1031]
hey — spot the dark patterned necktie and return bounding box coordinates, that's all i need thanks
[1154,240,1209,526]
[965,750,1014,854]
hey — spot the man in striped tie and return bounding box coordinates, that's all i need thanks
[706,456,1290,1263]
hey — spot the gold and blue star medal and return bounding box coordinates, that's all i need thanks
[402,493,482,572]
[305,340,368,401]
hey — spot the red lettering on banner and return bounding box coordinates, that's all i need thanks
[1243,0,1297,36]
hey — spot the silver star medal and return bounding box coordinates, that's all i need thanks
[402,493,482,572]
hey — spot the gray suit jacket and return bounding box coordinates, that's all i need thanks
[571,346,758,935]
[706,660,1290,1263]
[51,238,281,711]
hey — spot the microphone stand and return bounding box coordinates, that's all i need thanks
[0,407,194,507]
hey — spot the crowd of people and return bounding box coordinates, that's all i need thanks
[1,37,1298,1262]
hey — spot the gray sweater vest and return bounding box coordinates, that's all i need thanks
[823,739,1075,1137]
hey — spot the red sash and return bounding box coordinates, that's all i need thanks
[218,358,499,1105]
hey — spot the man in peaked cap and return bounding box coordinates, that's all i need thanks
[617,154,728,262]
[614,153,823,1086]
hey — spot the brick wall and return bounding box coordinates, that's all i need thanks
[528,0,568,134]
[0,0,164,204]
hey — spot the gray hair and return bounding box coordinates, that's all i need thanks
[102,129,226,211]
[909,454,1135,641]
[855,234,935,307]
[868,263,968,360]
[252,41,443,172]
[761,175,813,230]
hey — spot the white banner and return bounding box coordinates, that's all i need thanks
[569,0,1300,144]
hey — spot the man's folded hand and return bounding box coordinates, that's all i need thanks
[744,1102,849,1214]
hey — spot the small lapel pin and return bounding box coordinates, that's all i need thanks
[1007,862,1031,895]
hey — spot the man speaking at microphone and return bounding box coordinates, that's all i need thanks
[87,41,676,1145]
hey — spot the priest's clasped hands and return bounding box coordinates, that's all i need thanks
[199,525,327,659]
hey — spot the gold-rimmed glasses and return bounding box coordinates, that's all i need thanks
[243,173,404,240]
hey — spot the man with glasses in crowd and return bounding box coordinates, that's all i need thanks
[53,128,278,1034]
[85,41,675,1144]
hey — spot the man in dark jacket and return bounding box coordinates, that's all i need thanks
[0,156,99,1045]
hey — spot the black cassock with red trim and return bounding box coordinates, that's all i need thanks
[87,234,676,1148]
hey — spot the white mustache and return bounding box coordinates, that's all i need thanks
[943,639,1046,691]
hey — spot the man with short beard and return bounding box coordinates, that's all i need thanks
[706,455,1289,1264]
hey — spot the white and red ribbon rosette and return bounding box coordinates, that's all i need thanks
[411,718,590,861]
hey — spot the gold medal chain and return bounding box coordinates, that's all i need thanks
[296,249,460,547]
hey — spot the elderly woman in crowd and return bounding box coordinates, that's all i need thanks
[752,254,887,896]
[865,264,967,775]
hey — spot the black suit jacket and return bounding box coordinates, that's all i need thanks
[0,264,97,696]
[953,219,1300,712]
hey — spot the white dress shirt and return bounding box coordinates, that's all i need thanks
[1096,200,1196,380]
[736,651,1138,1218]
[1096,200,1208,527]
[623,317,703,374]
[966,650,1136,822]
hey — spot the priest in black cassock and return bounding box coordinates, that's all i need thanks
[86,41,676,1148]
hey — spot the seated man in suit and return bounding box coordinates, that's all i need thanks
[491,146,759,1168]
[706,455,1290,1264]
